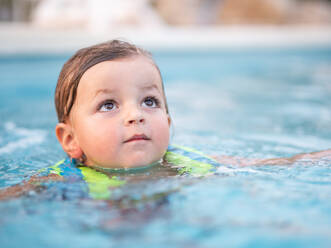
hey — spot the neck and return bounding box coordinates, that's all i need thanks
[87,160,162,174]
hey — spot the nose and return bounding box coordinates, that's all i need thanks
[127,116,145,125]
[124,106,145,126]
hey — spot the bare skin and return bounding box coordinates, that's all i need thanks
[214,149,331,166]
[0,174,63,201]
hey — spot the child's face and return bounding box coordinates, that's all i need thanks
[64,56,170,168]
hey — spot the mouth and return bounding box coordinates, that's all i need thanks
[124,134,151,143]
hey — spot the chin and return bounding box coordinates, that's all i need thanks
[123,155,159,169]
[86,151,163,169]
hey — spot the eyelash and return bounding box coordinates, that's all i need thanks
[98,100,117,112]
[143,96,160,108]
[97,96,161,112]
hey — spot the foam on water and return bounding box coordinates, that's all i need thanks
[0,122,46,155]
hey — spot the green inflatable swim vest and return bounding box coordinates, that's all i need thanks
[40,145,221,200]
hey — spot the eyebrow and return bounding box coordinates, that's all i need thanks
[93,84,161,99]
[140,84,161,93]
[94,88,115,98]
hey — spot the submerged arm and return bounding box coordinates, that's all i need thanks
[214,149,331,166]
[0,174,63,201]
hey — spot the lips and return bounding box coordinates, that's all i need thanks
[124,134,151,143]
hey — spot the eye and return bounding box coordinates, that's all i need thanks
[142,96,159,108]
[99,100,117,112]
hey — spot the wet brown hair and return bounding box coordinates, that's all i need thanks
[55,40,168,123]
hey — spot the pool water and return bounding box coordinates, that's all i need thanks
[0,47,331,248]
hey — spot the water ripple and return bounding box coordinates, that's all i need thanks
[0,122,46,155]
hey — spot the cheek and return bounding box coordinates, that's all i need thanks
[152,116,170,146]
[75,119,120,154]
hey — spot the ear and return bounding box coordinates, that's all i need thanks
[55,123,83,159]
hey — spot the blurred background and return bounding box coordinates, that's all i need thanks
[1,0,331,26]
[1,0,331,52]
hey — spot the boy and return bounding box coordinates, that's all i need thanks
[55,39,170,169]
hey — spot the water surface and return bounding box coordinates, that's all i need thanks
[0,47,331,248]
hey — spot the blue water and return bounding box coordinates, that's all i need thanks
[0,47,331,248]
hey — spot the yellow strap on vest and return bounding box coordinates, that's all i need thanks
[47,159,65,176]
[164,151,213,176]
[79,166,126,199]
[171,144,218,161]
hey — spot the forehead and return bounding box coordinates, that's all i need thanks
[77,56,162,95]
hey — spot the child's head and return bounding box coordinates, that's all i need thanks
[55,40,171,169]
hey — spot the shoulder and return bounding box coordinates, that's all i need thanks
[165,144,221,176]
[38,158,84,179]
